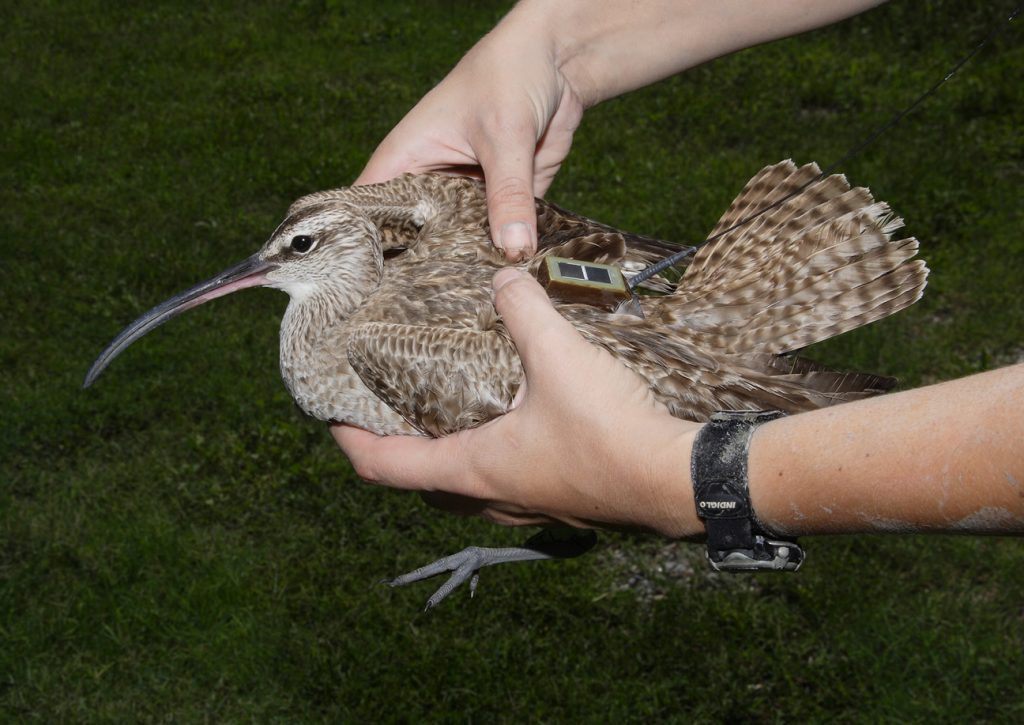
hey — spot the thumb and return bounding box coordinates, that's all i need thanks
[492,269,592,375]
[476,137,539,261]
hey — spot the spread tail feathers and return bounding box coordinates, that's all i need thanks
[651,160,929,355]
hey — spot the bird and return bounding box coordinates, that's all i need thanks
[85,159,928,608]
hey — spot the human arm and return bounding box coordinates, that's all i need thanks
[751,360,1024,535]
[357,0,886,259]
[333,270,1024,538]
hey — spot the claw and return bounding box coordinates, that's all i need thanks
[385,530,598,609]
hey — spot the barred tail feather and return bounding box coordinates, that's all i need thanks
[651,160,929,355]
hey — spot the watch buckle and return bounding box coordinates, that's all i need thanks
[706,536,804,572]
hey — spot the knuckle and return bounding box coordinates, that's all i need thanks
[481,510,512,526]
[494,271,540,309]
[455,442,497,500]
[350,458,378,483]
[344,448,384,484]
[487,177,535,211]
[473,107,536,143]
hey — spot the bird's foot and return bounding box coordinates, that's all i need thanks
[384,529,597,610]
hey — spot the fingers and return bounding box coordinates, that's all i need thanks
[491,269,589,373]
[354,102,479,187]
[332,424,451,488]
[474,128,539,261]
[532,87,585,196]
[331,423,493,501]
[357,120,540,263]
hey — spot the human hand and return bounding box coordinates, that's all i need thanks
[355,1,886,262]
[331,269,704,538]
[355,7,585,261]
[333,271,1024,539]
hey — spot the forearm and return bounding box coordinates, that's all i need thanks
[505,0,887,106]
[337,271,1023,541]
[750,363,1024,535]
[658,364,1024,539]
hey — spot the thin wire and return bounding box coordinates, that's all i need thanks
[628,4,1022,290]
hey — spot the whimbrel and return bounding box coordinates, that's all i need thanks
[86,161,928,607]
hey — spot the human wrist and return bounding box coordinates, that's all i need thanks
[492,0,711,110]
[746,414,806,537]
[501,0,670,108]
[643,417,705,540]
[658,412,791,541]
[640,411,806,540]
[509,0,889,108]
[544,0,683,107]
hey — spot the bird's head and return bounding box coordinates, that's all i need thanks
[83,197,383,387]
[259,201,384,304]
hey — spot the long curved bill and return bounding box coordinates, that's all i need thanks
[84,254,277,387]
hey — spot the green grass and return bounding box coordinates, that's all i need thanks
[2,0,1023,720]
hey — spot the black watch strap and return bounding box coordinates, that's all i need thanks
[691,410,804,572]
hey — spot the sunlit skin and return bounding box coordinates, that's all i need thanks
[356,0,887,257]
[335,0,1024,539]
[335,271,1024,538]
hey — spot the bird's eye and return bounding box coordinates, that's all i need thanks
[290,234,315,253]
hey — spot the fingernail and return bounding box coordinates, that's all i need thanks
[492,268,525,295]
[499,222,531,260]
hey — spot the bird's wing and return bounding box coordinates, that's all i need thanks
[533,199,686,292]
[535,199,677,257]
[346,322,522,437]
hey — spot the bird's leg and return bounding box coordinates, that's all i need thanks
[385,529,598,610]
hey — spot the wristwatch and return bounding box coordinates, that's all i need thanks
[691,410,804,572]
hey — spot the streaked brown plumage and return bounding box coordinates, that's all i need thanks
[282,161,927,437]
[87,160,928,435]
[85,159,929,608]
